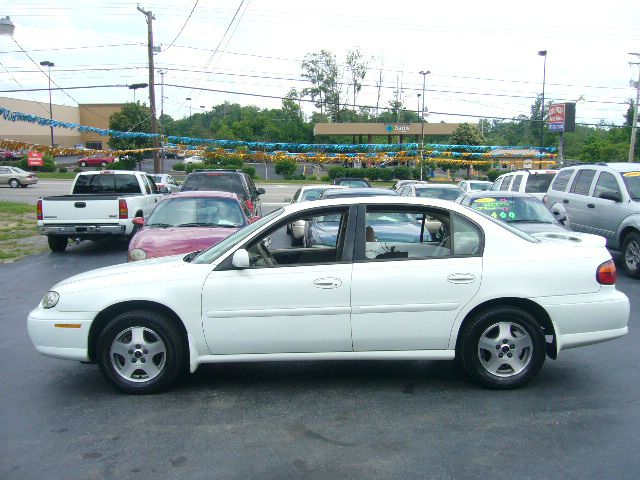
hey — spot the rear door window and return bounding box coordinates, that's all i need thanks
[550,169,573,192]
[501,175,514,191]
[510,175,523,191]
[569,169,596,196]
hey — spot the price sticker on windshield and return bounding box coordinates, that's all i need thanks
[623,172,640,177]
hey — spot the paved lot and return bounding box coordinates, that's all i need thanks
[1,194,639,479]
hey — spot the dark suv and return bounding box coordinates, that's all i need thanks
[181,169,265,215]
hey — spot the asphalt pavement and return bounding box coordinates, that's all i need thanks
[1,196,639,479]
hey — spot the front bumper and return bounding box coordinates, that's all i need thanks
[27,306,96,361]
[38,224,125,236]
[535,287,630,354]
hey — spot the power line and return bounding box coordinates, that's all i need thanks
[162,0,199,52]
[0,43,142,54]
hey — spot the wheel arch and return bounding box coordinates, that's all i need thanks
[87,300,187,361]
[618,225,640,247]
[455,297,557,359]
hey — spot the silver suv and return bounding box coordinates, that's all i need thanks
[543,162,640,277]
[491,169,557,200]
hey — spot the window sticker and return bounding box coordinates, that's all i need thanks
[623,172,640,177]
[470,198,517,220]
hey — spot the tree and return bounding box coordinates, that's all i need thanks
[109,102,153,167]
[301,50,342,122]
[345,48,369,113]
[274,158,297,179]
[451,123,485,145]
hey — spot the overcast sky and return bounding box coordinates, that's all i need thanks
[2,0,639,129]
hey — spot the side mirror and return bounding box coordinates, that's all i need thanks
[257,188,266,195]
[231,249,250,269]
[132,217,145,226]
[599,191,622,202]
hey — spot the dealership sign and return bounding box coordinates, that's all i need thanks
[385,124,411,133]
[27,151,44,167]
[548,102,576,133]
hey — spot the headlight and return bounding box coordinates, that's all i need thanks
[129,248,148,261]
[41,291,59,309]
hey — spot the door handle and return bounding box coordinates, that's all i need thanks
[587,203,595,208]
[313,278,342,289]
[562,199,569,204]
[447,273,476,284]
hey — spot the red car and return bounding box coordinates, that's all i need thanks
[128,191,257,261]
[78,155,116,167]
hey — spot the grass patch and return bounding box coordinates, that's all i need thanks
[0,201,47,263]
[35,172,77,180]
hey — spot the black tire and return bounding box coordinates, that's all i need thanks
[622,232,640,278]
[9,178,20,188]
[20,184,28,188]
[96,310,186,394]
[458,306,546,389]
[47,235,68,252]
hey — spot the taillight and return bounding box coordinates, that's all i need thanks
[37,199,43,220]
[596,259,616,285]
[118,199,128,219]
[245,199,254,213]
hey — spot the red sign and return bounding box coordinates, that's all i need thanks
[548,103,566,132]
[27,151,44,167]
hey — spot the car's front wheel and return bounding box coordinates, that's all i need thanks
[96,310,186,394]
[458,306,546,389]
[622,232,640,278]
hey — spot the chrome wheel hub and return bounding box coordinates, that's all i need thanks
[625,241,640,270]
[477,321,533,377]
[110,326,166,383]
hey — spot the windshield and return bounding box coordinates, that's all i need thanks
[301,188,327,201]
[148,197,247,228]
[338,179,369,188]
[461,205,539,243]
[470,182,492,191]
[622,172,640,200]
[415,187,463,200]
[181,173,245,196]
[191,208,283,264]
[11,167,28,174]
[525,173,556,193]
[469,196,556,223]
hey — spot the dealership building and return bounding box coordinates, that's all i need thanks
[0,96,123,150]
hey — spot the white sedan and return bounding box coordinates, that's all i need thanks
[28,197,629,394]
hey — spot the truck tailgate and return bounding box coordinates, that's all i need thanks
[41,195,120,224]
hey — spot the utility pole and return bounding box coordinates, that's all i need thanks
[138,5,160,174]
[419,70,430,180]
[629,53,640,163]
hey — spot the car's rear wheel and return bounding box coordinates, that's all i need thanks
[96,310,186,394]
[622,232,640,278]
[47,235,68,252]
[80,161,87,167]
[101,161,107,167]
[459,306,546,389]
[9,178,20,188]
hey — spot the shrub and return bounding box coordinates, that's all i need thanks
[320,175,330,182]
[242,166,256,178]
[172,163,186,171]
[306,175,317,181]
[73,167,82,173]
[486,169,501,182]
[112,156,136,170]
[393,165,413,180]
[185,163,196,174]
[274,158,297,179]
[327,166,346,180]
[58,167,67,173]
[377,168,394,181]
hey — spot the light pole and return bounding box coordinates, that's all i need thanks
[39,60,55,150]
[128,82,148,102]
[628,53,640,163]
[419,70,430,180]
[538,50,547,154]
[185,97,192,121]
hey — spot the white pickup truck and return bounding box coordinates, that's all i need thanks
[37,170,163,252]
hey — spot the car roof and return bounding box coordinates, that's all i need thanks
[321,187,396,198]
[462,190,537,199]
[466,180,493,184]
[595,162,640,172]
[414,183,461,189]
[299,184,347,191]
[165,190,240,200]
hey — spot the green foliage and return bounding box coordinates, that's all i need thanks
[320,175,331,181]
[58,167,67,173]
[109,102,153,152]
[19,153,55,172]
[328,166,346,179]
[242,166,256,178]
[486,169,501,181]
[112,156,137,170]
[172,163,185,171]
[451,123,485,146]
[393,165,412,180]
[274,158,297,179]
[73,167,82,173]
[377,168,394,181]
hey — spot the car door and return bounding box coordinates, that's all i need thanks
[201,205,356,354]
[564,168,597,232]
[585,170,628,240]
[350,204,483,351]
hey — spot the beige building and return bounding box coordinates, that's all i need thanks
[0,96,123,149]
[314,122,460,144]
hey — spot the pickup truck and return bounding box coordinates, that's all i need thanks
[37,170,162,252]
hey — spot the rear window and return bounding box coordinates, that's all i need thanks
[511,175,523,191]
[550,169,573,191]
[73,174,141,194]
[181,173,246,197]
[525,173,556,193]
[570,169,596,196]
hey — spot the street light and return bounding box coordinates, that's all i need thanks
[128,82,148,102]
[0,16,14,36]
[538,50,547,153]
[39,60,55,150]
[419,70,431,180]
[185,97,192,120]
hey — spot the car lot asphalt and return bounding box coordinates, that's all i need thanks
[1,198,639,479]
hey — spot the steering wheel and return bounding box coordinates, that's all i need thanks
[256,241,277,266]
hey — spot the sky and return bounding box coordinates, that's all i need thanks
[1,0,639,130]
